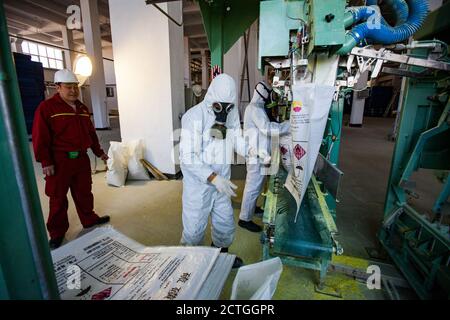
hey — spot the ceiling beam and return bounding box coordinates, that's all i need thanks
[145,0,180,4]
[189,37,201,48]
[188,33,207,39]
[190,48,209,53]
[9,31,64,46]
[5,11,48,30]
[3,0,67,26]
[183,4,200,14]
[24,0,68,19]
[6,18,62,38]
[183,16,202,27]
[97,1,111,21]
[4,7,49,28]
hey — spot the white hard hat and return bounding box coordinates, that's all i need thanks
[54,69,79,84]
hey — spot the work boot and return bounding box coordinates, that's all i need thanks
[238,219,262,232]
[84,215,110,229]
[49,237,64,250]
[211,243,229,253]
[211,244,244,269]
[254,206,264,217]
[232,256,244,269]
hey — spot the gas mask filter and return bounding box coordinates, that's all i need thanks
[255,82,279,122]
[210,102,235,139]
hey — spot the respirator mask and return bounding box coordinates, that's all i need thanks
[210,102,235,139]
[255,82,279,122]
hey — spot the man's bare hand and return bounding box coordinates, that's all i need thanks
[43,165,55,176]
[100,153,109,163]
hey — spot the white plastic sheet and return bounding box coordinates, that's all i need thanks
[284,84,336,219]
[230,258,283,300]
[106,141,128,187]
[52,227,221,300]
[126,139,150,181]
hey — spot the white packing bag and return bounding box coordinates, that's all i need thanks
[284,83,336,220]
[279,133,293,172]
[126,139,150,181]
[230,258,283,300]
[106,141,129,187]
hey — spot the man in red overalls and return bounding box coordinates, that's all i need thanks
[32,69,110,250]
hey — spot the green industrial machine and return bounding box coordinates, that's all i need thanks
[379,79,450,299]
[200,0,449,298]
[378,6,450,298]
[258,0,346,293]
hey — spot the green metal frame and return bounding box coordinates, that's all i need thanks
[198,0,259,69]
[379,45,450,299]
[320,90,346,220]
[307,0,346,55]
[258,0,306,70]
[262,172,338,287]
[433,176,450,214]
[0,0,59,299]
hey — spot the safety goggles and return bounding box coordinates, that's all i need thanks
[212,102,235,114]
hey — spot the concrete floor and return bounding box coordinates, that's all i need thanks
[31,116,425,300]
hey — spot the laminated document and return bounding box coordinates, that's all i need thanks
[284,84,335,220]
[52,227,221,300]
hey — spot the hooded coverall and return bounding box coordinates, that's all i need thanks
[239,87,290,222]
[32,93,105,239]
[179,74,247,248]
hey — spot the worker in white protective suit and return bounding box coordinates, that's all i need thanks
[179,73,267,269]
[239,81,290,232]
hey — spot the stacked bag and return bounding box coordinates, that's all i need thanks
[106,139,150,187]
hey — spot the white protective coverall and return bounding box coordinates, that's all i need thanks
[240,82,290,222]
[179,74,247,248]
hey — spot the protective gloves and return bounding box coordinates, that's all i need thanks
[249,148,272,165]
[211,175,238,197]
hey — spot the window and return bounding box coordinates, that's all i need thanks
[21,41,64,70]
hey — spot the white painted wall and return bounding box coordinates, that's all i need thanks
[250,20,264,90]
[224,37,243,117]
[109,0,184,174]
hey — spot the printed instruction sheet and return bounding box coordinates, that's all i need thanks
[51,227,220,300]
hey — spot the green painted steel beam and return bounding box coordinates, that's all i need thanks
[414,1,450,41]
[433,176,450,214]
[311,176,337,234]
[199,0,259,69]
[0,0,59,300]
[383,75,438,216]
[399,121,449,185]
[199,0,224,69]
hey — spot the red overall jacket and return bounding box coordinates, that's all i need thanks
[32,93,105,167]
